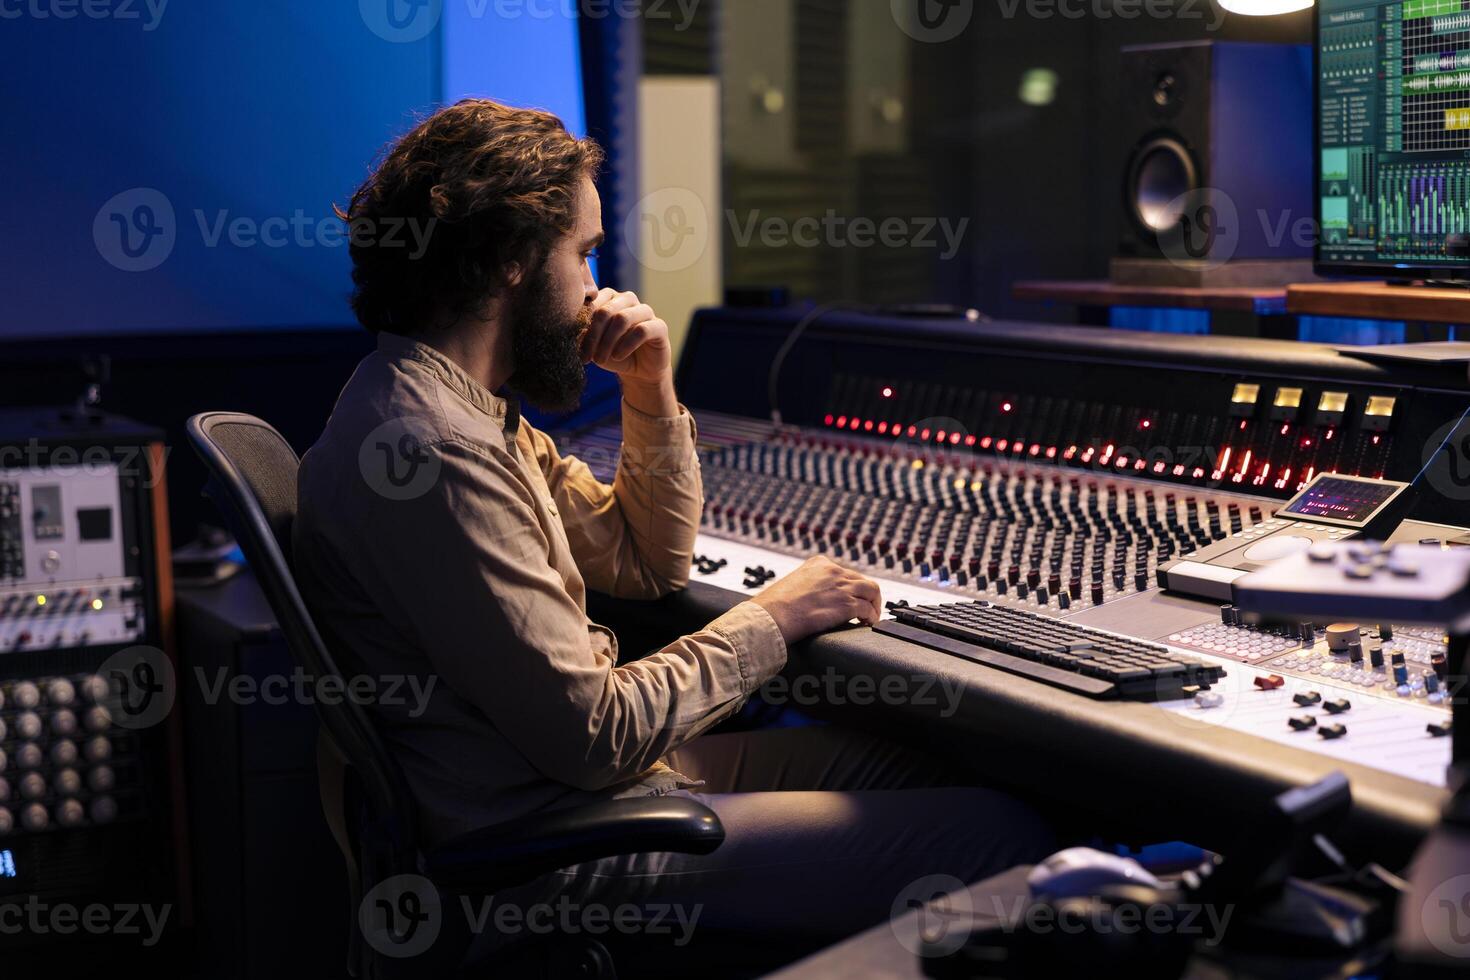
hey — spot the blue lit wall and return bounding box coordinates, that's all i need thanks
[1,3,589,340]
[1109,308,1211,335]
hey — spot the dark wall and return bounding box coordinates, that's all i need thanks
[915,3,1313,320]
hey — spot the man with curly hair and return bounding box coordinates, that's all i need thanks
[294,98,1049,965]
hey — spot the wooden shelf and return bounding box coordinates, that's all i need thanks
[1012,279,1288,315]
[1287,281,1470,324]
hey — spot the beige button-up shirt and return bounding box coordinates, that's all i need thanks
[294,332,787,845]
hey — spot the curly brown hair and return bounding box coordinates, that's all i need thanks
[338,99,604,334]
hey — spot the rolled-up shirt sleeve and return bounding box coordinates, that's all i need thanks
[529,400,701,599]
[365,439,786,792]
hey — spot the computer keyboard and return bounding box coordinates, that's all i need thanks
[875,601,1226,701]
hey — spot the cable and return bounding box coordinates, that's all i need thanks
[767,302,867,426]
[1410,402,1470,487]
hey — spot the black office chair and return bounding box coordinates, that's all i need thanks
[186,412,725,978]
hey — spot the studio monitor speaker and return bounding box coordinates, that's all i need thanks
[1114,41,1313,287]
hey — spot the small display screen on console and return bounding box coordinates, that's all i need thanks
[1279,475,1408,528]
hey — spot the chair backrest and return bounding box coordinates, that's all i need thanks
[185,412,421,871]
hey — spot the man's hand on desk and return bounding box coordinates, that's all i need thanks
[751,556,883,645]
[582,288,677,417]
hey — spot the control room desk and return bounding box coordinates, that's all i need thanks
[589,583,1444,870]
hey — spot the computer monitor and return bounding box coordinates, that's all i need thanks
[1317,0,1470,277]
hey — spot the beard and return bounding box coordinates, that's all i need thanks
[504,266,590,414]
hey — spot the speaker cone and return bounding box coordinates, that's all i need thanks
[1128,137,1197,234]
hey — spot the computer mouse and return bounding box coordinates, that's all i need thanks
[1026,847,1163,900]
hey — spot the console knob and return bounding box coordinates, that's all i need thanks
[84,705,112,732]
[0,778,9,803]
[46,678,75,706]
[87,766,115,793]
[89,796,117,825]
[49,740,77,766]
[11,681,39,710]
[15,744,41,770]
[80,675,109,703]
[0,807,10,835]
[1325,624,1360,653]
[15,712,41,741]
[19,773,45,800]
[83,736,112,763]
[56,799,85,828]
[53,768,81,796]
[20,803,48,832]
[49,709,77,737]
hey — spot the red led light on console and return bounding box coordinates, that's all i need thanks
[881,386,894,399]
[1001,402,1013,413]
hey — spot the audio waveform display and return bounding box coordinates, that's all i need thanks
[1412,49,1470,70]
[1403,68,1470,91]
[1375,161,1470,256]
[1405,0,1464,18]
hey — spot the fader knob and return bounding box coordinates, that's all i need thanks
[84,737,112,763]
[89,796,117,825]
[87,766,115,793]
[50,740,77,766]
[15,712,41,740]
[46,678,75,706]
[21,803,48,832]
[56,799,85,828]
[53,768,81,796]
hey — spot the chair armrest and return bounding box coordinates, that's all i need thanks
[423,796,725,891]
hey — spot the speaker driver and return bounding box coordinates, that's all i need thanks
[1128,137,1197,234]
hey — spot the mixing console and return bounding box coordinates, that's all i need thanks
[561,407,1456,787]
[548,310,1470,810]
